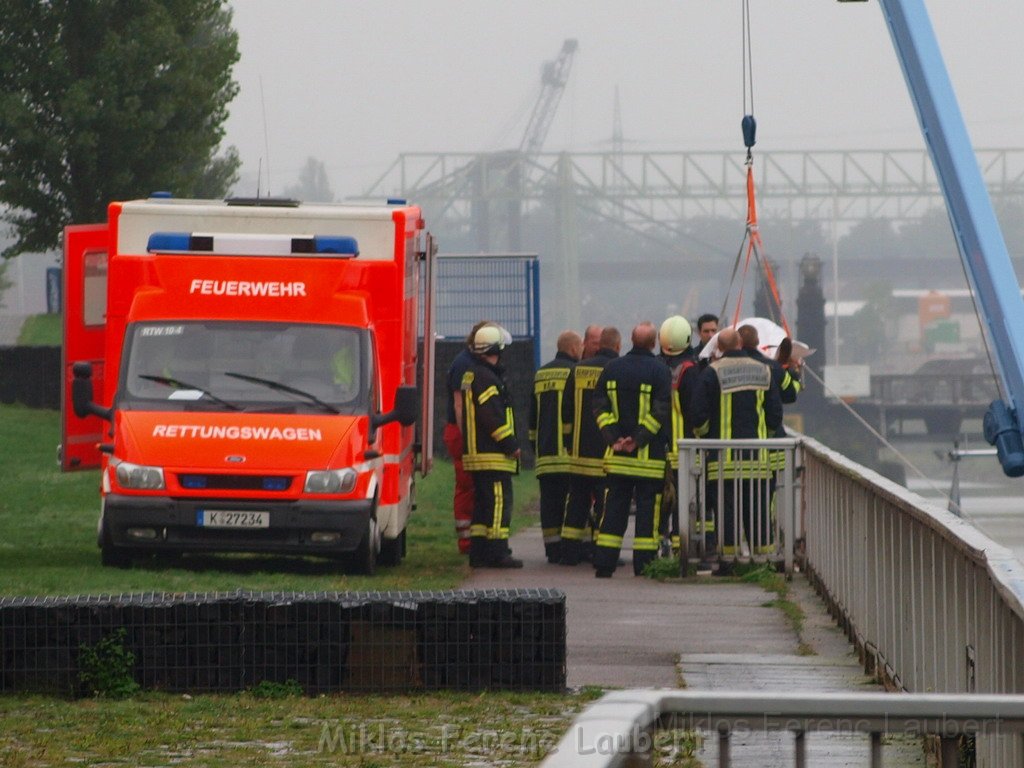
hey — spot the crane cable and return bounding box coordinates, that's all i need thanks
[732,0,954,511]
[799,362,958,508]
[721,0,791,337]
[742,0,754,126]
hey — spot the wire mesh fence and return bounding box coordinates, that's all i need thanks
[0,589,565,696]
[422,254,541,368]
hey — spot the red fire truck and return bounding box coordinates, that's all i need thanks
[61,196,435,573]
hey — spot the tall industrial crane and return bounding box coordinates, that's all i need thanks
[519,39,579,159]
[854,0,1024,476]
[371,39,579,254]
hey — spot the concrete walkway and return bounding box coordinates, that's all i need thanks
[464,525,794,689]
[463,523,923,765]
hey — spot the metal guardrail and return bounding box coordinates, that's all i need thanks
[800,435,1024,765]
[540,689,1024,768]
[677,438,799,578]
[545,436,1024,765]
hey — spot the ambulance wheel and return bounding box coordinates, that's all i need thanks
[379,529,406,567]
[346,519,378,575]
[100,523,133,569]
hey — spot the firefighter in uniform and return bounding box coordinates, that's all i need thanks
[445,321,503,554]
[738,323,801,527]
[530,330,583,563]
[560,327,621,565]
[461,325,523,568]
[691,328,783,566]
[591,322,672,578]
[657,315,700,555]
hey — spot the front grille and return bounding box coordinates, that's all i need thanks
[177,474,293,491]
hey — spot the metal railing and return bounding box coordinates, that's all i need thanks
[800,435,1024,765]
[545,436,1024,765]
[540,689,1024,767]
[677,438,799,577]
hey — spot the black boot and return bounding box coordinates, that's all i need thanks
[545,540,562,564]
[469,537,490,568]
[490,554,524,569]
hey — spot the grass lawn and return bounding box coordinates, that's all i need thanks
[0,404,540,596]
[0,405,618,768]
[0,404,709,767]
[0,688,617,767]
[16,313,61,346]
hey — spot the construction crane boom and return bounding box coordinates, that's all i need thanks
[864,0,1024,476]
[518,39,579,158]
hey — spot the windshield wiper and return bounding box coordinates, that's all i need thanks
[223,372,340,414]
[137,374,241,411]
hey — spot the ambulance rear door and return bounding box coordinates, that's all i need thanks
[61,224,109,471]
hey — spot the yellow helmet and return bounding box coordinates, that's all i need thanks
[659,315,692,355]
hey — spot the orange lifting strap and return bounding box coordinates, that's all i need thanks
[723,1,791,338]
[720,156,790,335]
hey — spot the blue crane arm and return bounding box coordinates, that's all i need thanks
[876,0,1024,476]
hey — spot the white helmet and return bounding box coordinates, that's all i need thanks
[659,315,692,355]
[472,324,507,354]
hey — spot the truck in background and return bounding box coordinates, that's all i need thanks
[61,196,436,573]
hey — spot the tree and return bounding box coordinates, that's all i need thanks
[841,282,896,364]
[0,260,11,309]
[284,158,335,203]
[0,0,241,258]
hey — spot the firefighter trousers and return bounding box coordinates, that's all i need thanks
[593,473,662,576]
[538,473,570,562]
[561,474,605,564]
[443,423,474,554]
[705,476,773,557]
[469,470,513,565]
[659,466,681,551]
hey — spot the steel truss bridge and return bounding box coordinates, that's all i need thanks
[363,147,1024,233]
[360,148,1024,332]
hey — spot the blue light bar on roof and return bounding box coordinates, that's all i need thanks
[147,232,193,252]
[146,232,359,257]
[314,236,358,255]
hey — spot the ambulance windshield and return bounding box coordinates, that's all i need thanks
[121,321,371,413]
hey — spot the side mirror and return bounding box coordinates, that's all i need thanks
[71,362,112,421]
[392,385,418,426]
[370,385,418,429]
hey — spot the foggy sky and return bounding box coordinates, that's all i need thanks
[223,1,1024,200]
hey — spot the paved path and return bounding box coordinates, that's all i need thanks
[463,525,794,689]
[462,522,923,765]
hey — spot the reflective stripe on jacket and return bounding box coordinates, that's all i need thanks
[462,357,518,472]
[567,348,617,476]
[530,351,577,475]
[659,349,700,469]
[691,350,783,480]
[592,347,672,479]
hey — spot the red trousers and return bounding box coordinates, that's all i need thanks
[443,423,474,553]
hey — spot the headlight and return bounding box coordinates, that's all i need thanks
[304,468,358,494]
[114,461,165,490]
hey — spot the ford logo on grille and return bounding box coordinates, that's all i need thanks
[225,455,246,463]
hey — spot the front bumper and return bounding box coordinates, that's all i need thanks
[102,493,373,556]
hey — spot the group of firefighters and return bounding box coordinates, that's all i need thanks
[444,313,801,575]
